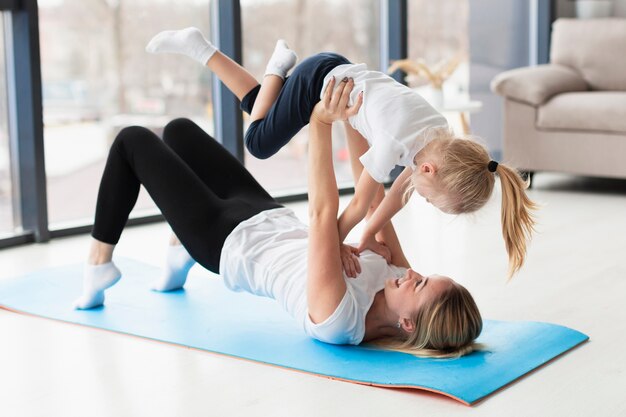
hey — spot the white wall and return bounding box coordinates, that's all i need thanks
[615,0,626,16]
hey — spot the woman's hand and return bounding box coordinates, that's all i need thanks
[358,234,392,263]
[311,76,363,126]
[340,243,361,278]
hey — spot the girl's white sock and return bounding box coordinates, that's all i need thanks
[73,262,121,310]
[145,27,217,65]
[151,244,195,292]
[264,39,298,79]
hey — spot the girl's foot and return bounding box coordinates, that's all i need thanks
[73,262,122,309]
[146,27,217,65]
[264,39,298,79]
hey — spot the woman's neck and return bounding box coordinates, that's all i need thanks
[363,290,403,342]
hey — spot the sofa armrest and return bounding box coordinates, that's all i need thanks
[491,64,588,106]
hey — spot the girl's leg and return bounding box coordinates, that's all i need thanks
[146,27,258,101]
[244,52,350,159]
[145,28,297,119]
[249,40,298,121]
[206,51,259,101]
[146,29,352,159]
[249,75,284,122]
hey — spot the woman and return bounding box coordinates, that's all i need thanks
[74,80,482,358]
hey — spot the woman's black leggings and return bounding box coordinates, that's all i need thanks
[91,118,283,273]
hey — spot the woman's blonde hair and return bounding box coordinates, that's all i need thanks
[408,128,537,279]
[371,281,482,359]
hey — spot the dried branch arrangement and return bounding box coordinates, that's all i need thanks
[387,54,461,89]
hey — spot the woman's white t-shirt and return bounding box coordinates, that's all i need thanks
[320,63,449,183]
[219,208,407,345]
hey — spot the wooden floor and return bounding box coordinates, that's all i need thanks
[1,173,625,416]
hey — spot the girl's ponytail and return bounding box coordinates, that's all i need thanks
[495,163,537,278]
[425,133,537,279]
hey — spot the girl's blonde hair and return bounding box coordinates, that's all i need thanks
[408,128,537,279]
[371,281,483,359]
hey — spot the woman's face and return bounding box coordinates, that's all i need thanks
[384,269,454,320]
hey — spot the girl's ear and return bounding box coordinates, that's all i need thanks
[419,162,436,176]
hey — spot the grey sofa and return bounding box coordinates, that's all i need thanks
[491,18,626,180]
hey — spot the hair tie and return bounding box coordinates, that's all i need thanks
[487,160,499,173]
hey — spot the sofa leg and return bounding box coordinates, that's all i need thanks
[520,171,535,188]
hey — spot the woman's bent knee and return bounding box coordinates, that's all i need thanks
[111,125,159,155]
[163,118,198,145]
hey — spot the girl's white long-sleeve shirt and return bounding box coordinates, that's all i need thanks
[321,63,449,183]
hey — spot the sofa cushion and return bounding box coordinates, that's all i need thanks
[551,19,626,91]
[537,92,626,134]
[491,64,588,106]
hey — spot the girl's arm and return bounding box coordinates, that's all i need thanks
[344,124,411,269]
[358,167,413,267]
[307,78,362,323]
[337,169,380,243]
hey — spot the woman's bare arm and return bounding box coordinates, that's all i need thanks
[307,78,363,323]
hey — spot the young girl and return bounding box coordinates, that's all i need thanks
[146,27,537,278]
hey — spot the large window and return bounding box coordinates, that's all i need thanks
[241,0,380,194]
[1,0,479,247]
[408,0,469,114]
[39,0,213,228]
[0,15,18,237]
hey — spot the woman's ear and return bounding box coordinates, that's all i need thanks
[400,317,415,334]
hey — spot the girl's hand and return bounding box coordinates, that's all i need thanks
[340,244,361,278]
[311,76,363,126]
[358,234,392,263]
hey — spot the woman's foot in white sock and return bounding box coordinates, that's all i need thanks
[264,39,298,79]
[146,27,217,65]
[152,244,195,292]
[74,262,122,310]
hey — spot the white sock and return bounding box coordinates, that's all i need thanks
[151,245,195,292]
[73,262,122,310]
[264,39,298,79]
[145,27,217,65]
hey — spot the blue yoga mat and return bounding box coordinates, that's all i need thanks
[0,258,588,405]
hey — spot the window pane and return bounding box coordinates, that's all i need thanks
[39,0,213,228]
[241,0,380,193]
[408,0,469,130]
[0,15,19,237]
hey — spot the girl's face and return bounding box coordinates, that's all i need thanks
[384,269,454,321]
[412,168,452,213]
[413,172,438,204]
